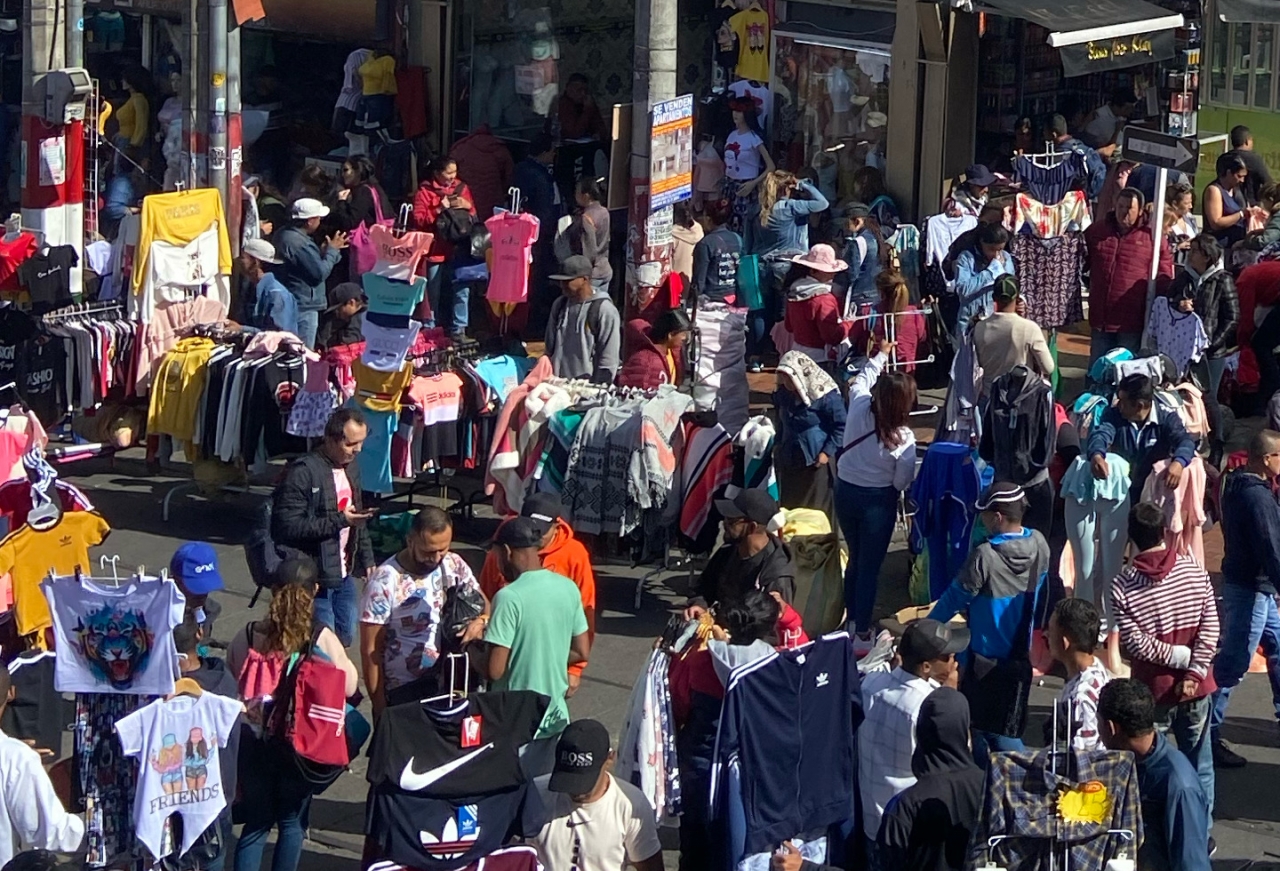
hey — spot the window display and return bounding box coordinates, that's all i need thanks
[770,35,890,200]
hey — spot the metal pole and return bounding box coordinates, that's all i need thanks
[208,0,229,214]
[182,0,200,188]
[1141,166,1168,347]
[65,0,83,68]
[623,0,677,319]
[226,17,242,253]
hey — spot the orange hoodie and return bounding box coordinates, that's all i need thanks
[479,517,596,676]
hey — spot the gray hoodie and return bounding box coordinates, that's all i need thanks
[545,288,622,383]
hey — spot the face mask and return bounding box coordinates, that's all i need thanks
[194,606,207,624]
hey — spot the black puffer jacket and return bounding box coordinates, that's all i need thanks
[1168,263,1240,358]
[690,536,797,608]
[271,450,374,588]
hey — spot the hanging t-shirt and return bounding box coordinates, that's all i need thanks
[485,213,541,304]
[358,552,482,690]
[363,273,428,318]
[43,574,185,694]
[357,407,398,496]
[0,233,38,290]
[115,692,243,860]
[1,651,66,754]
[144,225,223,310]
[409,373,464,426]
[0,308,37,384]
[724,129,765,181]
[362,318,423,372]
[728,79,772,127]
[17,246,78,311]
[474,356,535,403]
[369,225,435,282]
[334,468,353,576]
[728,7,770,82]
[0,510,110,636]
[21,334,68,426]
[353,359,414,413]
[1149,298,1210,377]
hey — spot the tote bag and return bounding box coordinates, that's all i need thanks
[348,186,393,280]
[737,253,764,311]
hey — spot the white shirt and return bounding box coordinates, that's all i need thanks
[1060,659,1112,752]
[725,129,764,181]
[0,731,84,866]
[857,667,938,833]
[531,773,663,871]
[836,353,917,491]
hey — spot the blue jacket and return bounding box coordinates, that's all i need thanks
[953,248,1014,331]
[840,227,881,306]
[1220,468,1280,595]
[744,179,829,259]
[774,387,845,469]
[272,224,341,312]
[1136,732,1211,871]
[252,273,300,336]
[511,157,562,230]
[1085,404,1196,494]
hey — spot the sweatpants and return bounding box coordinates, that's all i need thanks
[1064,492,1129,627]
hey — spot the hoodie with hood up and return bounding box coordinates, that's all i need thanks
[478,516,596,676]
[785,277,849,355]
[878,687,985,871]
[616,318,681,390]
[545,288,622,383]
[1167,258,1239,357]
[1221,467,1280,596]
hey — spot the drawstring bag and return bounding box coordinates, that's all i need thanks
[348,186,394,280]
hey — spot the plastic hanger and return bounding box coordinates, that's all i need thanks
[170,677,204,698]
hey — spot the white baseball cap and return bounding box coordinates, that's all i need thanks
[241,238,282,264]
[291,197,330,220]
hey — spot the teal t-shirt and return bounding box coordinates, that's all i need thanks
[362,272,427,317]
[485,568,589,738]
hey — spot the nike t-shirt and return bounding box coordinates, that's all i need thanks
[485,569,588,739]
[366,689,548,797]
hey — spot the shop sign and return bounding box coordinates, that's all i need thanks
[650,95,693,212]
[1059,29,1175,78]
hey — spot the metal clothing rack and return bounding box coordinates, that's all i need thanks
[41,299,124,322]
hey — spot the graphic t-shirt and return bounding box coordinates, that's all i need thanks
[334,468,353,576]
[115,693,243,859]
[353,360,414,413]
[369,225,435,282]
[0,511,110,636]
[17,246,78,310]
[361,317,423,372]
[409,373,464,425]
[359,552,481,690]
[485,569,589,738]
[43,574,185,694]
[728,79,772,127]
[21,334,68,426]
[485,213,540,304]
[367,689,548,796]
[474,356,535,403]
[724,129,764,181]
[363,273,429,317]
[728,8,770,82]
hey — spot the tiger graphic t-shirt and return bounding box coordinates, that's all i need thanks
[42,574,185,694]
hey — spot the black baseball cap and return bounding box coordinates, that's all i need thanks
[548,719,611,794]
[550,255,593,281]
[714,490,780,527]
[899,618,970,661]
[326,282,366,312]
[521,493,564,536]
[975,481,1026,512]
[993,274,1020,304]
[493,516,544,549]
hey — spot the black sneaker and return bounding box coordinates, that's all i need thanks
[1213,739,1248,769]
[1208,836,1218,858]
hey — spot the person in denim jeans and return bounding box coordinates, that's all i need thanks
[834,341,918,647]
[1212,429,1280,769]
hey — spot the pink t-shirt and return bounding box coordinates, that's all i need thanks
[369,224,435,281]
[333,468,353,575]
[485,213,540,303]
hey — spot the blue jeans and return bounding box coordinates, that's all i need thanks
[450,275,471,334]
[1212,584,1280,743]
[233,737,313,871]
[1155,695,1215,823]
[313,575,358,648]
[424,263,445,329]
[972,729,1026,765]
[834,480,899,633]
[295,310,319,349]
[1089,329,1142,367]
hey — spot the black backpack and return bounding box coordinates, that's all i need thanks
[244,500,282,606]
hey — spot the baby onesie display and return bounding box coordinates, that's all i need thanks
[363,273,428,317]
[728,7,770,82]
[368,225,435,281]
[0,510,110,637]
[486,213,541,304]
[362,318,422,372]
[44,574,185,694]
[354,360,414,413]
[115,692,243,860]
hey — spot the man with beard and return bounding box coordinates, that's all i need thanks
[683,490,796,619]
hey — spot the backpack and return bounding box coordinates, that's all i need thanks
[243,500,282,606]
[266,628,351,773]
[434,182,475,243]
[236,621,286,704]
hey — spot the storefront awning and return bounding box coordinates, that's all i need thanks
[974,0,1184,48]
[1217,0,1280,23]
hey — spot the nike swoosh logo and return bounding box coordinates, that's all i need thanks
[399,742,495,791]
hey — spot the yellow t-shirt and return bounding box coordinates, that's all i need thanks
[0,511,111,636]
[359,55,398,96]
[729,8,770,83]
[664,349,676,383]
[132,189,234,294]
[147,338,216,442]
[115,92,150,147]
[353,360,413,412]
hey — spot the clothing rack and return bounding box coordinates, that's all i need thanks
[41,300,124,322]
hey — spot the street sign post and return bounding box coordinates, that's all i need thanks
[1121,127,1200,173]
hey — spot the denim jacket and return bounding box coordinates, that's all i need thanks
[774,387,845,468]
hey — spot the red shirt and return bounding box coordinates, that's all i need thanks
[1233,260,1280,389]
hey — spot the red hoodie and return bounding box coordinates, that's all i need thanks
[450,125,515,219]
[616,319,681,389]
[411,177,478,263]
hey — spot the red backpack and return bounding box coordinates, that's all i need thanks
[236,621,286,704]
[266,628,351,771]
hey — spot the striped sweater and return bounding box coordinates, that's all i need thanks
[1111,550,1220,705]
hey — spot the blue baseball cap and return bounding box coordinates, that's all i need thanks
[170,542,225,594]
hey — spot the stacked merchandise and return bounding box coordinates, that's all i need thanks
[1006,182,1090,334]
[127,189,233,320]
[364,690,551,870]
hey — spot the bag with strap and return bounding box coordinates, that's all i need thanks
[737,253,765,311]
[347,186,394,280]
[267,627,351,770]
[236,621,286,704]
[834,428,876,463]
[243,500,282,596]
[435,183,476,243]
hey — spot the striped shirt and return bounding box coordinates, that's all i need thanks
[336,49,372,112]
[1111,552,1220,705]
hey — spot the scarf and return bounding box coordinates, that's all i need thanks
[777,350,838,407]
[787,276,832,302]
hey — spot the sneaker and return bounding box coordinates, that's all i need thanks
[1208,837,1218,858]
[1213,739,1248,769]
[749,360,764,373]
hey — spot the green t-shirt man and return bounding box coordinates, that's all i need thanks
[485,567,589,738]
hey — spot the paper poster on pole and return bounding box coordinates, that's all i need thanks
[650,95,693,212]
[38,135,66,187]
